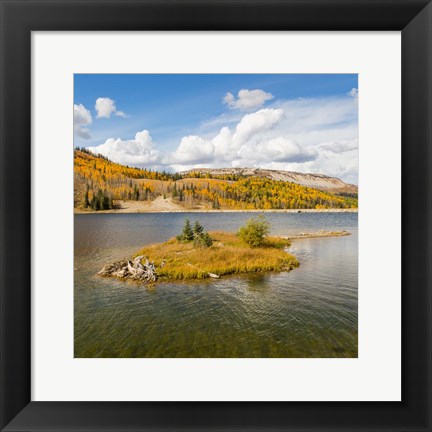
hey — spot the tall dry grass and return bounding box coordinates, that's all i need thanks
[134,232,299,280]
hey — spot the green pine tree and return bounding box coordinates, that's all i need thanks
[193,220,204,237]
[176,219,194,242]
[194,231,213,248]
[172,182,178,198]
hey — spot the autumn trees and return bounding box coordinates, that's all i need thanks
[74,148,358,211]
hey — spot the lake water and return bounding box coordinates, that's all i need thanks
[74,212,358,358]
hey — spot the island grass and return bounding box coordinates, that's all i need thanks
[134,232,299,280]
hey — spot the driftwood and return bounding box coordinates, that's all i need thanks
[98,255,158,283]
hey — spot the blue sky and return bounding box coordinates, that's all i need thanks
[74,74,358,183]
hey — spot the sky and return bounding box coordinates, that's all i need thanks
[74,74,358,184]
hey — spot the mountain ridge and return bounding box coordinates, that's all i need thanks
[74,149,358,211]
[180,167,357,193]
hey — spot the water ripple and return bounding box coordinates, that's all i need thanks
[74,212,358,358]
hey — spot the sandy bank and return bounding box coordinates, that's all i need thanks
[285,230,351,240]
[75,197,358,215]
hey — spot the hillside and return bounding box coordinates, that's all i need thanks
[181,167,357,193]
[74,148,358,211]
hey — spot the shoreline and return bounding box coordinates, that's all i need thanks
[75,196,357,215]
[75,208,358,215]
[285,230,351,240]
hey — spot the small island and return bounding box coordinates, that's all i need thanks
[99,217,299,283]
[98,216,351,284]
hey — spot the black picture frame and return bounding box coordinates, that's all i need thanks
[1,0,431,431]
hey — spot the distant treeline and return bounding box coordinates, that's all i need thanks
[74,148,358,211]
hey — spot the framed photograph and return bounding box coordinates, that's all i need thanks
[73,71,360,361]
[1,0,431,431]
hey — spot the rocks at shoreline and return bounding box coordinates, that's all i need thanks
[98,255,162,283]
[286,230,350,240]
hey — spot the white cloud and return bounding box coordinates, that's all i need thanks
[87,130,161,166]
[319,140,358,153]
[95,97,127,118]
[233,108,283,146]
[260,137,317,163]
[224,89,274,110]
[170,136,215,164]
[74,104,92,139]
[168,108,318,169]
[86,95,359,183]
[168,97,358,183]
[347,88,358,98]
[347,88,358,102]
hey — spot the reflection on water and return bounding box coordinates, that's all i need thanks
[74,212,358,358]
